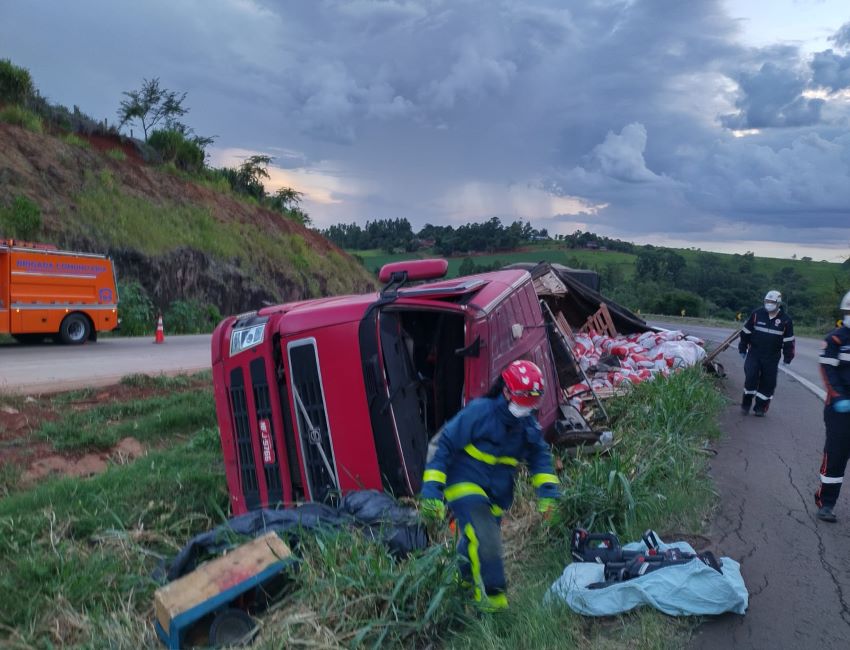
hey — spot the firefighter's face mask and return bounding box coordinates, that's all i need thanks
[764,301,778,314]
[508,402,534,418]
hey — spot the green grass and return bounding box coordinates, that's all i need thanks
[37,376,216,451]
[0,368,724,648]
[354,245,636,280]
[70,170,375,302]
[60,132,89,148]
[106,147,126,161]
[0,104,43,132]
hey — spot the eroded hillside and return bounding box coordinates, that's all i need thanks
[0,123,376,315]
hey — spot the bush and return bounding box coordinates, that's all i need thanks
[164,299,222,334]
[107,148,127,161]
[0,105,43,132]
[148,129,206,173]
[116,280,155,336]
[0,59,34,105]
[0,195,42,239]
[61,133,89,148]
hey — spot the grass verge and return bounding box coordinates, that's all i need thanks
[0,367,724,648]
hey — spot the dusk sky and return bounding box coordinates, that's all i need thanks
[2,0,849,261]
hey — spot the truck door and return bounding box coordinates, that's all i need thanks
[377,310,430,492]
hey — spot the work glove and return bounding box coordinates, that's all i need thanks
[419,498,446,522]
[833,399,850,414]
[537,497,558,517]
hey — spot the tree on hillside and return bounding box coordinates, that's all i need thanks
[118,78,188,141]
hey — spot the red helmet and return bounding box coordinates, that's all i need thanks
[501,360,545,408]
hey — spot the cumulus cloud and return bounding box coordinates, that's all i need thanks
[721,62,825,128]
[810,50,850,91]
[830,20,850,50]
[1,0,849,255]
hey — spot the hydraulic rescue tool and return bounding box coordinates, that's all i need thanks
[570,528,722,589]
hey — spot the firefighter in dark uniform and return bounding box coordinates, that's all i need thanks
[814,291,850,522]
[738,290,795,416]
[418,360,560,612]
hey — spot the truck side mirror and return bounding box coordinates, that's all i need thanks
[454,336,481,358]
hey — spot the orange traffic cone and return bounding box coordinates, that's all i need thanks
[154,313,165,344]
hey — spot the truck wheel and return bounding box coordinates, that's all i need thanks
[60,314,91,345]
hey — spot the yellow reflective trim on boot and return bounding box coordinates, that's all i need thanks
[464,523,485,603]
[423,469,446,484]
[464,444,518,466]
[531,472,559,488]
[445,482,488,502]
[479,592,509,612]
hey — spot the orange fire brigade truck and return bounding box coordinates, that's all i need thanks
[0,238,119,344]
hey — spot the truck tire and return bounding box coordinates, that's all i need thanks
[59,313,91,345]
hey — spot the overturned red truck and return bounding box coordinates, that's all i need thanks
[211,260,648,515]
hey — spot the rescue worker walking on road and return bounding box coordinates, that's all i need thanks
[814,291,850,523]
[419,360,561,612]
[738,290,795,416]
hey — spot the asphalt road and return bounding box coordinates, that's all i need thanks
[652,323,849,648]
[0,334,212,395]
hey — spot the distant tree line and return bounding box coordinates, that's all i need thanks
[321,216,549,254]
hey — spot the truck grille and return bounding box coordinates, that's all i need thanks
[250,358,283,506]
[288,341,337,503]
[229,367,260,510]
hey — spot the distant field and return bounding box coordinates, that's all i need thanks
[353,245,637,278]
[352,244,844,288]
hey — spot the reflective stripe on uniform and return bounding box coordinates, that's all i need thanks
[464,444,518,466]
[840,353,850,362]
[490,504,504,516]
[755,392,773,401]
[464,523,484,603]
[820,474,844,484]
[754,326,782,335]
[784,336,795,342]
[531,473,559,488]
[742,327,752,334]
[445,482,488,501]
[423,469,446,484]
[819,357,840,366]
[743,390,757,395]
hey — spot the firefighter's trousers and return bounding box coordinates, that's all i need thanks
[449,496,507,611]
[742,354,779,413]
[816,407,850,508]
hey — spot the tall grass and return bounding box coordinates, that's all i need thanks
[258,533,469,648]
[0,368,724,648]
[71,170,375,300]
[0,105,43,132]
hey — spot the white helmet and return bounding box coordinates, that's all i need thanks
[764,290,782,304]
[840,290,850,312]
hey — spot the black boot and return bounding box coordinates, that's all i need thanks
[817,505,837,523]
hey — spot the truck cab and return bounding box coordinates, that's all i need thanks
[211,259,562,514]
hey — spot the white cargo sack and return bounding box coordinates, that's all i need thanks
[546,535,748,617]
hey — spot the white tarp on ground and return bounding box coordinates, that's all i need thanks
[546,535,748,617]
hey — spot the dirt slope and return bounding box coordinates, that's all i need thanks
[0,123,376,314]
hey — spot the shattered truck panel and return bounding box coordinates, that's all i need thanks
[212,262,595,514]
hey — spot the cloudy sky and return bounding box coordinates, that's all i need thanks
[2,0,850,260]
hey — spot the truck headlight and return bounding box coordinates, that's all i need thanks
[230,323,267,356]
